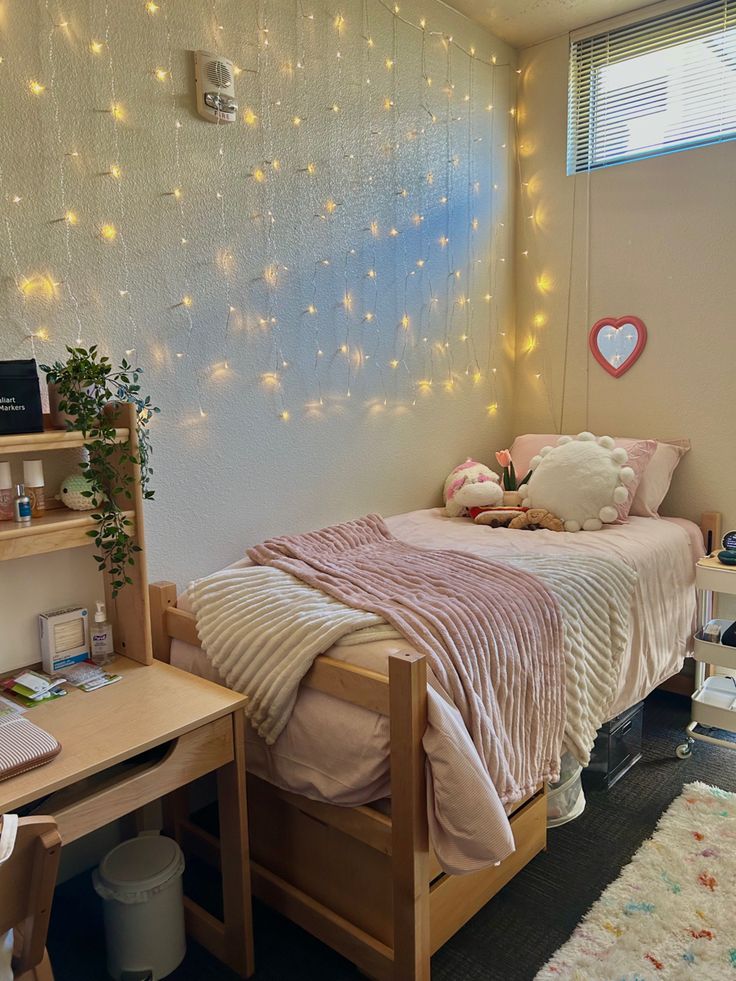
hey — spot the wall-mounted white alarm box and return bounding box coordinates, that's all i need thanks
[194,50,238,123]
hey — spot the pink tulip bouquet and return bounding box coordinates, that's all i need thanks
[495,449,533,492]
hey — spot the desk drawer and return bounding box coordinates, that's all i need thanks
[48,715,234,844]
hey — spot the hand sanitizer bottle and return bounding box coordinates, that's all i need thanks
[91,601,115,666]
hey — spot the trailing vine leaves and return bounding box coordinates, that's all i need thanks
[40,346,160,597]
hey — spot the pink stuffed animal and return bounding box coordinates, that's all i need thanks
[443,459,504,517]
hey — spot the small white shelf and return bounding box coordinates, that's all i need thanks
[694,620,736,670]
[679,556,736,757]
[692,676,736,731]
[696,556,736,597]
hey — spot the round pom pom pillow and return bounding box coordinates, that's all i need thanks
[519,432,635,532]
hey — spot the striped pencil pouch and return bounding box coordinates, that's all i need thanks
[0,718,61,781]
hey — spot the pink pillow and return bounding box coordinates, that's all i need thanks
[613,439,657,520]
[509,434,681,521]
[629,439,690,518]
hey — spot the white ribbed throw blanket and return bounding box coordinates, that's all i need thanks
[507,554,638,764]
[188,543,637,771]
[187,565,390,744]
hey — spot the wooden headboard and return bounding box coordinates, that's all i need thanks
[700,512,722,555]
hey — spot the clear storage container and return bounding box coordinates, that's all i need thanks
[547,751,585,828]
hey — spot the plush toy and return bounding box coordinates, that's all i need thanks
[443,459,504,517]
[519,432,635,532]
[471,506,564,531]
[472,506,526,527]
[508,508,564,532]
[56,473,102,511]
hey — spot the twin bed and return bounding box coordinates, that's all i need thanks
[150,505,706,980]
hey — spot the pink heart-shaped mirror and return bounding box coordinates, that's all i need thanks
[589,316,647,378]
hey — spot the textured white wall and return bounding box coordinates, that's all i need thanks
[513,34,736,532]
[0,1,516,669]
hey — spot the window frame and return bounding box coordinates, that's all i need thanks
[567,0,736,174]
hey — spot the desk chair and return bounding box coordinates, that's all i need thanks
[0,816,61,981]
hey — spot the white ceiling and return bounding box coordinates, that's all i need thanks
[445,0,657,49]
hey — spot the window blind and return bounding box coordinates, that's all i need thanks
[568,0,736,173]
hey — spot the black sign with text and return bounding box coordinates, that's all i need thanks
[0,359,44,435]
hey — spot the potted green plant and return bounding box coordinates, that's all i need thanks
[41,346,159,597]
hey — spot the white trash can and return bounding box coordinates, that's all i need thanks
[93,832,186,981]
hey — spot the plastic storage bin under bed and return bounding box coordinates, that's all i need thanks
[546,752,584,828]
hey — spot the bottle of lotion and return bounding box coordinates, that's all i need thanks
[13,484,32,524]
[91,601,115,666]
[22,459,45,517]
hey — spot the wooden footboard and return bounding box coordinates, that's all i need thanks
[247,778,545,979]
[150,582,547,980]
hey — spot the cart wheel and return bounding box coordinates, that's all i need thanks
[676,742,692,759]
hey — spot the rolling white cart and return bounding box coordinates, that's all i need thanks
[677,556,736,758]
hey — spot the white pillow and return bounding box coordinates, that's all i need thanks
[510,433,689,518]
[520,433,635,532]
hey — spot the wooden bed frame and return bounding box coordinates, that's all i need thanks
[149,582,546,980]
[147,511,720,979]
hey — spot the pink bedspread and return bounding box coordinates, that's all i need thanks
[248,514,565,802]
[172,510,702,872]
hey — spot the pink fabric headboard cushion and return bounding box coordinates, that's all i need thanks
[509,434,681,521]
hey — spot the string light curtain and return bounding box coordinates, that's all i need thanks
[568,0,736,174]
[0,0,515,420]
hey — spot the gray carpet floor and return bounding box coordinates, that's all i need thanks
[47,691,736,980]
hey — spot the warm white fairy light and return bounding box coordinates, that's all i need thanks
[96,1,140,353]
[43,1,85,345]
[0,163,35,346]
[511,67,557,426]
[3,0,514,421]
[253,0,290,420]
[156,1,199,362]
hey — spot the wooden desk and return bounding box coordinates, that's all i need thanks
[0,656,253,978]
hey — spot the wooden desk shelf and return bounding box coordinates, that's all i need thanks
[0,509,135,561]
[0,426,129,456]
[0,402,152,664]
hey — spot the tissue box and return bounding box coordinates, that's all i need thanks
[0,359,44,435]
[39,606,90,673]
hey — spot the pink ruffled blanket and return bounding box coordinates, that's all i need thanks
[248,513,566,802]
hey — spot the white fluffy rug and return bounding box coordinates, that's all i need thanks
[536,782,736,980]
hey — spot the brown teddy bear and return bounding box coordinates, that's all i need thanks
[472,506,563,532]
[509,508,564,532]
